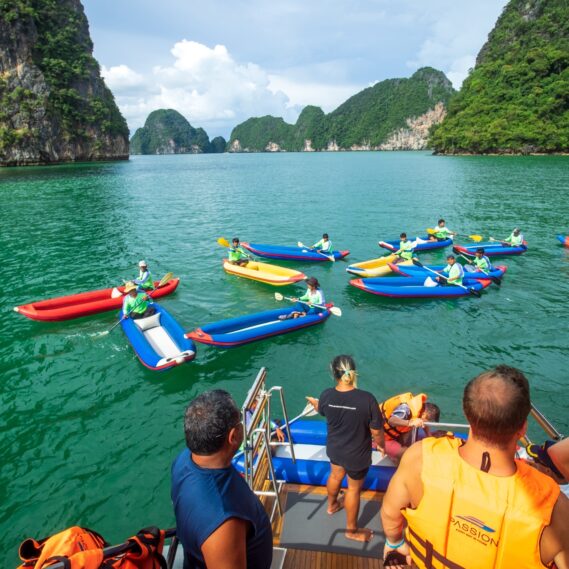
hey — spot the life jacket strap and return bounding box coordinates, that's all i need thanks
[407,526,466,569]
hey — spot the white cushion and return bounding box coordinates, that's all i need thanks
[134,312,161,331]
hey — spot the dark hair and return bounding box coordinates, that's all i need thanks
[306,276,320,288]
[423,402,440,422]
[330,354,357,386]
[232,237,239,243]
[438,219,445,224]
[323,233,329,239]
[446,255,455,260]
[400,232,407,238]
[184,390,240,455]
[476,248,485,254]
[463,365,531,449]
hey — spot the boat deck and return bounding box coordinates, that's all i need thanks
[262,482,395,569]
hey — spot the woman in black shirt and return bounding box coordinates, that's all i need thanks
[306,355,384,542]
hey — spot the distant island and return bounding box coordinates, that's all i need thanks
[228,67,454,152]
[0,0,129,166]
[431,0,569,155]
[130,110,226,155]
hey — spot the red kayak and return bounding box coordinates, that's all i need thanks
[14,279,180,322]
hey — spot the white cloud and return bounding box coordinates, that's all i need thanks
[101,64,144,90]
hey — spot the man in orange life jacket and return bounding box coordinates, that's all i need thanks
[379,393,440,462]
[380,365,569,569]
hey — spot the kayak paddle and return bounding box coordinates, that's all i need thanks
[297,241,335,262]
[274,291,342,316]
[427,228,482,242]
[458,254,501,286]
[111,272,174,299]
[412,259,482,298]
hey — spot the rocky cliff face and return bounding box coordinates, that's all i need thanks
[0,0,129,166]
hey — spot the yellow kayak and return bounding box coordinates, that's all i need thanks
[222,260,306,286]
[345,254,413,278]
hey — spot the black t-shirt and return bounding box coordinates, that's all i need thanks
[319,388,382,471]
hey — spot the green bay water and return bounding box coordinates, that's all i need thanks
[1,152,568,561]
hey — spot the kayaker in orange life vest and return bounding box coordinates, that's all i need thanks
[380,365,569,569]
[379,393,440,462]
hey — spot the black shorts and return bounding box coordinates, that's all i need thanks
[330,460,369,481]
[131,305,157,320]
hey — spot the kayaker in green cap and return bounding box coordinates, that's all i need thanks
[437,255,464,286]
[504,227,524,246]
[133,260,154,291]
[312,233,333,254]
[464,248,493,273]
[428,219,457,242]
[122,282,157,319]
[393,233,415,264]
[228,237,250,266]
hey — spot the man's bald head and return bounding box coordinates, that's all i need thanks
[463,365,531,449]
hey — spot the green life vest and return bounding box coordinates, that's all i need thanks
[446,263,464,286]
[313,238,332,252]
[473,256,490,271]
[228,246,247,262]
[397,240,414,260]
[125,293,149,315]
[434,226,451,239]
[139,270,154,290]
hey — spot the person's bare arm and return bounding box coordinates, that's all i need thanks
[305,396,319,412]
[548,439,569,481]
[541,494,569,569]
[201,517,249,569]
[371,427,385,454]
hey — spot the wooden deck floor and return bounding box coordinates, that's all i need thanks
[265,483,399,569]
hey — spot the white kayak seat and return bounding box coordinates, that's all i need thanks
[464,265,476,273]
[134,312,161,331]
[424,276,439,287]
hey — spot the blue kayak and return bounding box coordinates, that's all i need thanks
[557,235,569,247]
[350,276,491,298]
[186,305,332,347]
[379,235,453,252]
[390,263,507,280]
[242,242,349,262]
[453,241,527,257]
[120,304,197,371]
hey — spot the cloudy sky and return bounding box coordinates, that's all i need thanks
[82,0,505,139]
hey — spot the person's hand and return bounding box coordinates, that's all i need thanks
[383,541,411,568]
[275,428,285,443]
[409,418,424,428]
[292,297,298,302]
[305,396,318,411]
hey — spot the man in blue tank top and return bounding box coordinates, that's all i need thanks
[171,390,273,569]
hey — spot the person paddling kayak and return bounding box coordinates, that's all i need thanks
[503,227,524,246]
[312,233,332,254]
[428,219,456,242]
[436,255,464,286]
[228,237,250,266]
[122,282,157,319]
[133,260,154,291]
[393,233,415,264]
[464,248,493,273]
[281,277,325,319]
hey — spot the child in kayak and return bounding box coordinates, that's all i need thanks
[228,237,250,266]
[393,233,415,264]
[503,227,524,246]
[428,219,456,242]
[133,260,154,291]
[463,248,492,273]
[312,233,332,253]
[122,282,156,319]
[436,255,464,286]
[282,277,325,319]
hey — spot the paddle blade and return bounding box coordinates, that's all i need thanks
[412,259,423,267]
[217,237,230,248]
[492,277,502,286]
[327,254,336,262]
[468,288,482,298]
[157,272,174,288]
[111,287,122,299]
[297,241,305,248]
[329,306,342,317]
[300,402,318,417]
[469,234,483,242]
[426,228,436,235]
[274,292,284,301]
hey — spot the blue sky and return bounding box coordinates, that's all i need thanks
[82,0,506,138]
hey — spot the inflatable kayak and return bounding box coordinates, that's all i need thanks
[350,276,491,298]
[390,263,507,280]
[241,242,349,262]
[557,235,569,247]
[453,241,527,257]
[222,260,306,286]
[379,236,453,252]
[14,278,180,322]
[120,303,196,371]
[346,254,413,278]
[233,419,396,491]
[186,305,332,347]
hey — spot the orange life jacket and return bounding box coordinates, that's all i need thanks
[379,392,427,440]
[17,526,167,569]
[403,436,560,569]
